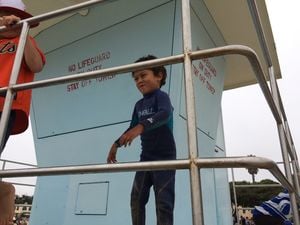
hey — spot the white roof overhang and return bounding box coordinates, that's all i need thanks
[203,0,281,90]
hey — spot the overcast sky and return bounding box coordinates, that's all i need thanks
[223,0,300,182]
[1,1,299,195]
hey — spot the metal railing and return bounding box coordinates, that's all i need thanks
[0,159,36,187]
[231,161,290,224]
[246,1,300,224]
[0,0,299,225]
[0,159,37,182]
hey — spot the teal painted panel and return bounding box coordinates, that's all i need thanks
[214,168,233,225]
[30,0,232,225]
[64,173,133,225]
[214,118,232,225]
[29,176,70,225]
[32,1,174,138]
[34,121,141,167]
[201,169,218,225]
[190,0,226,47]
[36,0,173,53]
[75,181,109,215]
[179,8,226,148]
[31,1,179,225]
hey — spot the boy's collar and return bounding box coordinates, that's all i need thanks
[143,88,160,98]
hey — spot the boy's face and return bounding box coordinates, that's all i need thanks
[0,11,22,38]
[133,69,162,95]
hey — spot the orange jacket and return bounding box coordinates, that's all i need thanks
[0,36,46,134]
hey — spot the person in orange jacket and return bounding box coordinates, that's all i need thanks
[0,1,45,224]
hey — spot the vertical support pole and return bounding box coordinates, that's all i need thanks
[231,168,240,225]
[285,122,300,196]
[0,160,6,181]
[292,159,300,195]
[0,22,29,154]
[277,125,300,225]
[181,1,204,225]
[247,0,300,221]
[246,0,272,67]
[269,66,300,225]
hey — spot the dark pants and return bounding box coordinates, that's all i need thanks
[0,111,16,154]
[253,215,284,225]
[130,170,175,225]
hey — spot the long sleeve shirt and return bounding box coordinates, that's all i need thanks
[116,88,176,161]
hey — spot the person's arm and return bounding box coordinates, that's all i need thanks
[107,106,140,163]
[0,15,44,73]
[106,126,143,163]
[106,142,119,163]
[117,124,144,148]
[24,37,44,73]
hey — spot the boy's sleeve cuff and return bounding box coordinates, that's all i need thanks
[114,140,121,148]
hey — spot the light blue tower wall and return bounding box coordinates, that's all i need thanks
[30,0,232,224]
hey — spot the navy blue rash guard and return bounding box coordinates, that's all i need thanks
[115,88,176,161]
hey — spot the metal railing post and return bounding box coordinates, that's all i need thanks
[283,121,300,196]
[0,160,6,181]
[269,66,300,225]
[246,0,272,67]
[247,0,300,222]
[278,125,300,225]
[181,1,204,225]
[231,168,240,224]
[0,22,29,153]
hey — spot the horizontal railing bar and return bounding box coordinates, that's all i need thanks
[234,184,281,188]
[239,207,254,210]
[0,45,281,126]
[194,156,294,193]
[0,159,37,168]
[0,156,296,194]
[0,54,184,93]
[7,182,35,187]
[0,45,292,190]
[0,46,282,125]
[0,0,115,31]
[15,204,32,207]
[0,159,191,178]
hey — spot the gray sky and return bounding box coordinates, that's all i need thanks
[1,1,300,195]
[223,0,300,181]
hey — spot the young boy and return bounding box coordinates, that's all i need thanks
[0,1,45,224]
[107,55,176,225]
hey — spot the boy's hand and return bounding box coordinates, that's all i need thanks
[107,143,118,163]
[0,15,20,27]
[119,124,144,147]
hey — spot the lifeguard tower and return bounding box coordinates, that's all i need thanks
[0,0,299,225]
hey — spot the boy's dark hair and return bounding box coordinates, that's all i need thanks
[134,55,167,87]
